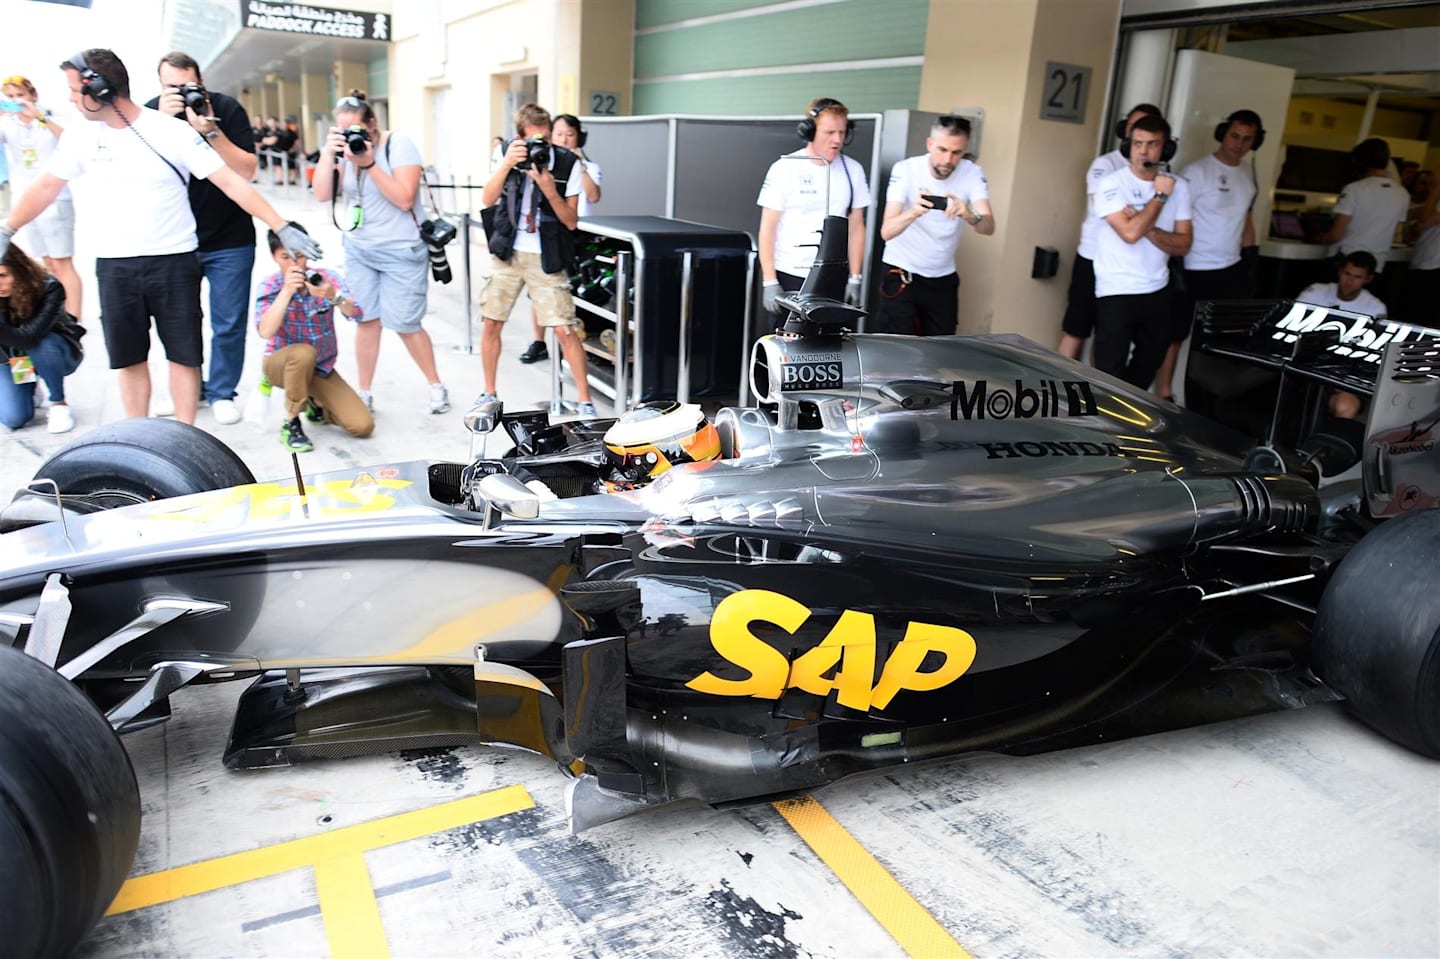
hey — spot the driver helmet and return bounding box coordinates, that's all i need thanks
[603,401,720,490]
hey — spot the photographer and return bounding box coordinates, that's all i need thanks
[476,103,597,418]
[518,113,600,365]
[312,90,449,415]
[874,115,993,336]
[254,223,373,451]
[145,51,257,425]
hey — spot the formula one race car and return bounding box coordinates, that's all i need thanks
[2,292,1438,954]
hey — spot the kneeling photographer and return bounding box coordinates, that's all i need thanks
[476,103,597,418]
[311,89,450,415]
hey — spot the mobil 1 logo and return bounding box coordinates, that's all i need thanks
[781,351,844,392]
[951,378,1098,420]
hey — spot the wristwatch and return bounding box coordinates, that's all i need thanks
[204,130,220,141]
[1153,192,1170,203]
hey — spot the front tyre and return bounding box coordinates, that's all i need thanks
[1313,508,1440,757]
[0,644,141,956]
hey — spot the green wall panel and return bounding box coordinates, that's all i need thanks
[632,66,922,116]
[635,0,926,77]
[636,0,799,31]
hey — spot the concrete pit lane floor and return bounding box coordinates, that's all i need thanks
[77,682,1437,958]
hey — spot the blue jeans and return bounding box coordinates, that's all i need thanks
[200,243,257,402]
[0,332,81,429]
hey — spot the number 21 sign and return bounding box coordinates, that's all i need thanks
[1039,62,1091,124]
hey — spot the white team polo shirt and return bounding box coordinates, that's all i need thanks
[46,107,224,258]
[1330,175,1409,271]
[1298,282,1387,318]
[1180,153,1255,271]
[1076,149,1126,261]
[881,154,990,277]
[1091,165,1192,298]
[757,149,871,278]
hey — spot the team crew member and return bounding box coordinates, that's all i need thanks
[758,97,871,327]
[1091,114,1192,390]
[519,113,600,365]
[0,49,320,424]
[254,223,373,451]
[873,115,993,336]
[476,103,596,419]
[1153,109,1263,401]
[1313,138,1409,286]
[145,51,257,425]
[1057,103,1163,360]
[1403,187,1439,326]
[1298,252,1387,420]
[0,75,82,320]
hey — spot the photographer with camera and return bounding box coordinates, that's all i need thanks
[254,223,373,451]
[312,90,449,415]
[144,51,257,425]
[874,115,993,336]
[476,103,597,419]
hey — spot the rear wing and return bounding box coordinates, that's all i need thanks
[1362,340,1440,517]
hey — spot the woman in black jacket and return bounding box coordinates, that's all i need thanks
[0,244,81,433]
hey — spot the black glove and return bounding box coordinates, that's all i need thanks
[762,281,781,313]
[277,221,323,261]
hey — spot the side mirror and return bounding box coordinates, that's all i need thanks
[477,473,540,521]
[464,394,504,435]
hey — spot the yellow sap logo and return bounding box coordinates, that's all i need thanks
[685,589,977,711]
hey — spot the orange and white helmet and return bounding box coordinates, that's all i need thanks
[603,401,720,490]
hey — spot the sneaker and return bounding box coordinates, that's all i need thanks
[47,404,75,434]
[280,417,314,452]
[518,340,548,364]
[151,395,176,418]
[577,401,598,419]
[428,383,451,414]
[303,398,326,423]
[358,389,375,412]
[212,398,242,425]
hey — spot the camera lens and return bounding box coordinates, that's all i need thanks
[181,84,207,113]
[345,125,369,154]
[307,272,324,286]
[426,243,453,284]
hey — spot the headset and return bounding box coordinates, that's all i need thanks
[797,98,855,145]
[68,51,117,106]
[554,113,587,149]
[1213,109,1266,151]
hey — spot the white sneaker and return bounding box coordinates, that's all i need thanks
[358,389,375,412]
[212,398,242,425]
[151,395,176,417]
[577,401,598,419]
[47,404,75,434]
[428,383,450,414]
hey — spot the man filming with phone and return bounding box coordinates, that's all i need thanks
[873,115,994,335]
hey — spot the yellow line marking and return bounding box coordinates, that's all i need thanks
[774,795,971,959]
[107,783,533,915]
[314,854,390,959]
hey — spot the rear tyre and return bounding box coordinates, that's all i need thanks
[32,418,255,506]
[1314,508,1440,757]
[0,644,141,956]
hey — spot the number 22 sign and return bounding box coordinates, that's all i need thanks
[1039,62,1091,124]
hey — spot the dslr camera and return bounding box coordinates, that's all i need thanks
[514,136,549,171]
[420,217,457,284]
[178,83,208,115]
[344,124,370,155]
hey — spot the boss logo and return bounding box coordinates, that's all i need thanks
[780,352,843,391]
[951,379,1098,420]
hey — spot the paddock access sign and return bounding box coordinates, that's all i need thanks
[240,2,391,41]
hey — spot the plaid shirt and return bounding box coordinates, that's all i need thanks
[253,268,363,376]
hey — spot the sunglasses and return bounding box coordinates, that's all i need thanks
[335,96,367,111]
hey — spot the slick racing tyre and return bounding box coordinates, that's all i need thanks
[0,644,141,956]
[33,418,255,506]
[1314,508,1440,758]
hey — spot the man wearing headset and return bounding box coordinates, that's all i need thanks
[757,97,870,329]
[1057,103,1164,360]
[144,51,259,424]
[873,115,993,336]
[1090,113,1192,390]
[1152,109,1262,401]
[0,48,319,425]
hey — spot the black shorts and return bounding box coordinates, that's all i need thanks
[1175,260,1252,343]
[872,266,959,336]
[1060,253,1097,338]
[96,251,203,369]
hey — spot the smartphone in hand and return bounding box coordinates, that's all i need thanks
[920,194,949,211]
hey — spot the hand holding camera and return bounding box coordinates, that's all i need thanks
[512,136,549,172]
[305,271,337,301]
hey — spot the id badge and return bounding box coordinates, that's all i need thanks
[10,355,36,385]
[351,205,364,229]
